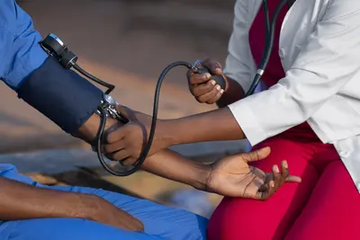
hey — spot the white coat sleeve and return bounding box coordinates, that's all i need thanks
[228,0,360,145]
[223,0,254,92]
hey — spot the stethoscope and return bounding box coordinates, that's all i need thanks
[247,0,295,95]
[40,0,294,176]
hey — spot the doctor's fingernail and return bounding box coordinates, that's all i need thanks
[220,89,225,94]
[270,181,275,188]
[274,165,280,173]
[211,80,216,85]
[216,85,221,91]
[205,73,211,79]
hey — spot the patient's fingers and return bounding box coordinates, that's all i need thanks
[272,164,281,189]
[281,160,301,183]
[287,175,302,183]
[256,180,275,200]
[256,161,301,200]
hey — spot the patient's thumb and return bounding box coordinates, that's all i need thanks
[242,147,271,163]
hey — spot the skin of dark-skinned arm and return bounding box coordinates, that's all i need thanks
[157,106,246,147]
[0,177,97,221]
[141,149,210,190]
[77,115,210,190]
[148,75,247,148]
[216,76,245,108]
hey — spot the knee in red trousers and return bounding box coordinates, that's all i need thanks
[207,138,318,240]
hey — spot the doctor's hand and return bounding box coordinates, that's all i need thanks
[205,147,301,200]
[187,58,227,104]
[103,105,168,164]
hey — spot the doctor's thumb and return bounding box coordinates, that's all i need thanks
[201,59,223,75]
[115,104,136,121]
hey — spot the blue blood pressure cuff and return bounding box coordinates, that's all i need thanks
[17,56,103,134]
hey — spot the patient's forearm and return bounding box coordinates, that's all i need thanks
[75,114,118,143]
[0,177,97,221]
[141,149,210,190]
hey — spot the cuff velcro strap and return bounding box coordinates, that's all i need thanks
[17,57,103,134]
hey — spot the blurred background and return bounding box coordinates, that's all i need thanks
[0,0,247,218]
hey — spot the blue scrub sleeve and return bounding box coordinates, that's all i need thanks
[0,0,48,88]
[0,0,104,134]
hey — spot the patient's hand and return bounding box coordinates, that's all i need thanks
[205,147,301,200]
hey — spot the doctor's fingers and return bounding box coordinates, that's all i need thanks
[105,149,135,166]
[106,122,143,144]
[191,80,217,96]
[187,70,212,85]
[197,86,223,104]
[106,126,127,144]
[201,58,223,75]
[195,88,220,103]
[103,140,126,155]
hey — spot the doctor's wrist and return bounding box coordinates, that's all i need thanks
[216,77,245,108]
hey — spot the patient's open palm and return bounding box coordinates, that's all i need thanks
[206,147,301,200]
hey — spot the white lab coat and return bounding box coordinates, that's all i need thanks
[225,0,360,192]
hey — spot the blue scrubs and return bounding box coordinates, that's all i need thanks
[0,0,48,90]
[0,1,208,239]
[0,165,208,240]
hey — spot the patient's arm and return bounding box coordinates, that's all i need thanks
[0,177,144,230]
[0,177,90,221]
[78,107,300,199]
[142,149,210,190]
[141,147,301,200]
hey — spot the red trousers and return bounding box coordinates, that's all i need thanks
[207,134,360,240]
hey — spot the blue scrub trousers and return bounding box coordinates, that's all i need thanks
[0,164,208,240]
